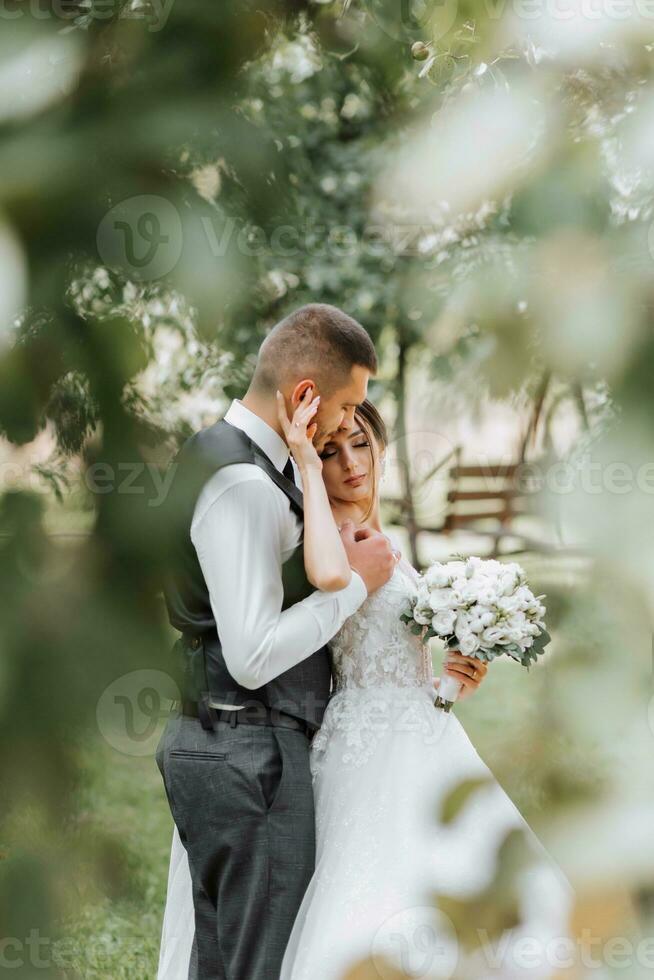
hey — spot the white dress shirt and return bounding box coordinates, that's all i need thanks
[190,399,368,692]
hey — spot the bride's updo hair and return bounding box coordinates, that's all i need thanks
[354,399,388,524]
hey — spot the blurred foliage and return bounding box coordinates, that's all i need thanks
[0,0,653,977]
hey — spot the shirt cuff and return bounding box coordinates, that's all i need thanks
[342,569,368,613]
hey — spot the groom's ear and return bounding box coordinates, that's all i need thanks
[290,379,317,408]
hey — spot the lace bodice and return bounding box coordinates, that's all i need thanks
[330,555,432,693]
[311,548,440,771]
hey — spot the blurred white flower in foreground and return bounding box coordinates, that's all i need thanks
[375,82,553,219]
[504,0,654,66]
[0,30,83,124]
[528,229,643,380]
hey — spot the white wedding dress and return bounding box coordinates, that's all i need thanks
[158,549,574,980]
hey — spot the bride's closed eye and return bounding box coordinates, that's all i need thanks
[320,440,369,461]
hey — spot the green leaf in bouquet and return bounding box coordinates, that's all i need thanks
[529,628,552,657]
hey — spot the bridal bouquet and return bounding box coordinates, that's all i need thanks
[401,556,551,711]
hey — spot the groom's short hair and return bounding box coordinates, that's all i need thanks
[251,303,377,396]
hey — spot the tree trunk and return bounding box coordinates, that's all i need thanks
[395,335,421,569]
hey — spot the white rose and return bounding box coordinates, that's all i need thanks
[481,625,509,646]
[497,595,522,615]
[455,610,473,633]
[468,616,485,634]
[458,631,480,655]
[465,557,485,579]
[457,582,479,604]
[425,564,451,588]
[413,605,433,626]
[429,587,456,611]
[507,609,527,626]
[432,608,457,635]
[505,626,527,645]
[499,571,518,596]
[514,585,533,609]
[416,583,430,605]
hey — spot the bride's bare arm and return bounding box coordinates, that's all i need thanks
[277,388,352,592]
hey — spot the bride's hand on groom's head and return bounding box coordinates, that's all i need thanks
[339,520,397,595]
[276,388,322,471]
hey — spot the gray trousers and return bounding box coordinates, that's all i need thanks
[156,714,316,980]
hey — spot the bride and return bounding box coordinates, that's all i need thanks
[158,396,574,980]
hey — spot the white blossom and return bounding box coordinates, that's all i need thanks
[401,555,549,668]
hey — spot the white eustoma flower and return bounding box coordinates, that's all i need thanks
[457,581,480,604]
[458,631,481,655]
[425,564,451,588]
[481,625,509,645]
[497,594,523,615]
[455,609,474,632]
[468,616,486,634]
[429,587,456,611]
[499,572,518,596]
[514,585,534,609]
[404,557,547,668]
[414,605,433,626]
[432,609,457,634]
[506,624,528,645]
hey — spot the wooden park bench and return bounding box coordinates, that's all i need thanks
[384,373,588,561]
[441,448,529,556]
[416,446,557,558]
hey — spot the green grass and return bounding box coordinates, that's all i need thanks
[55,727,173,979]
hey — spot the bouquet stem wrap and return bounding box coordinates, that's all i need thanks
[434,673,462,712]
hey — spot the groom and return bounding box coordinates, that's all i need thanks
[157,304,397,980]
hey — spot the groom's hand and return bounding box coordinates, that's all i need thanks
[340,521,396,595]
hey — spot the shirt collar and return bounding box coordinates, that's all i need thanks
[224,399,290,473]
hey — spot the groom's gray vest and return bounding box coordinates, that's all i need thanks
[163,418,332,730]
